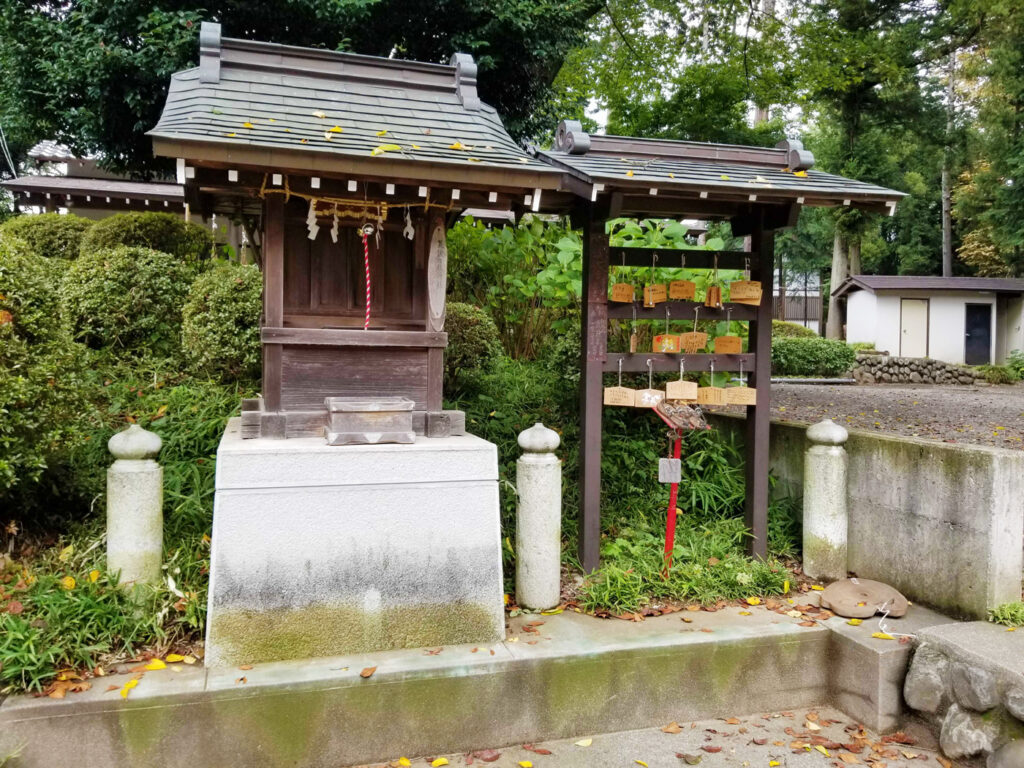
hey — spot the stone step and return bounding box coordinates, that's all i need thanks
[0,604,955,768]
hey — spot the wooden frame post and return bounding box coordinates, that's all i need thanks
[744,214,773,558]
[262,195,285,411]
[578,213,609,572]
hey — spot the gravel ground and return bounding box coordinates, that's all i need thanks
[354,706,956,767]
[714,382,1024,449]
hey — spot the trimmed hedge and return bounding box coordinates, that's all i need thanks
[0,213,93,260]
[80,212,212,264]
[444,302,502,392]
[61,246,191,354]
[182,262,263,382]
[0,236,86,500]
[771,336,857,377]
[771,319,817,338]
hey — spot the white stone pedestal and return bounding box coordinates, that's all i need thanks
[205,418,504,667]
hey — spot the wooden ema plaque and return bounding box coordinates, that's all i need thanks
[604,386,636,406]
[653,334,681,353]
[725,386,757,405]
[643,284,667,307]
[635,388,665,408]
[669,279,696,300]
[730,280,763,305]
[704,285,723,308]
[610,283,635,302]
[665,379,698,401]
[696,386,726,406]
[680,331,708,353]
[713,335,743,354]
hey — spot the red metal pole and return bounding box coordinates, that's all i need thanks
[663,435,682,572]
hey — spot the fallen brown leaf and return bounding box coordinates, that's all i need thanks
[677,754,702,765]
[239,664,254,670]
[662,722,682,734]
[700,746,722,753]
[360,666,377,678]
[472,749,501,763]
[235,676,247,684]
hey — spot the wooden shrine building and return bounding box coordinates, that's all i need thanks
[148,22,570,437]
[531,122,905,570]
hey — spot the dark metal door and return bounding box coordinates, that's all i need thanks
[964,303,992,365]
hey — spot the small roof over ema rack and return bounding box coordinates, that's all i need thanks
[148,22,562,195]
[532,121,906,221]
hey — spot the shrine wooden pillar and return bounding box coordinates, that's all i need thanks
[744,213,773,558]
[262,195,285,412]
[578,212,609,573]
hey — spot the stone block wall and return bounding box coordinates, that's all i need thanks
[709,414,1024,619]
[852,354,983,385]
[903,622,1024,764]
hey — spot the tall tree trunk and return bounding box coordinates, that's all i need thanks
[776,248,786,320]
[826,231,848,339]
[941,53,955,277]
[848,235,861,276]
[753,0,775,125]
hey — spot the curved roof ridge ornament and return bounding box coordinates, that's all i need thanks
[449,53,480,111]
[199,21,222,84]
[777,138,814,171]
[555,120,591,155]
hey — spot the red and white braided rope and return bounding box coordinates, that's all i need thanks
[362,231,371,330]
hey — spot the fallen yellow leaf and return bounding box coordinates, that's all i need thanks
[746,597,761,606]
[770,762,781,767]
[328,126,343,133]
[399,759,411,767]
[541,607,563,615]
[89,570,100,583]
[814,745,830,757]
[181,655,197,665]
[120,679,139,699]
[371,144,402,156]
[847,618,863,626]
[312,110,327,119]
[720,174,730,180]
[518,762,531,768]
[794,170,808,177]
[810,585,824,591]
[166,654,185,663]
[449,141,466,150]
[871,632,895,640]
[431,759,448,767]
[626,170,634,177]
[783,580,790,593]
[662,722,682,734]
[242,122,254,129]
[145,659,167,671]
[574,738,592,747]
[636,761,648,767]
[376,129,389,136]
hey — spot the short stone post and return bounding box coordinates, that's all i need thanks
[803,418,849,581]
[516,422,562,610]
[107,424,164,588]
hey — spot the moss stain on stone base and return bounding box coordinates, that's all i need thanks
[209,601,498,665]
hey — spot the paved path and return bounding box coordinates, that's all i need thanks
[356,706,955,767]
[721,382,1024,449]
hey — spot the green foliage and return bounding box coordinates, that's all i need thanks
[988,601,1024,628]
[975,364,1019,385]
[447,215,582,358]
[772,320,817,338]
[443,302,502,394]
[771,337,857,378]
[80,212,212,264]
[1006,350,1024,380]
[848,342,874,351]
[182,262,263,381]
[0,236,87,505]
[61,246,190,354]
[0,213,93,259]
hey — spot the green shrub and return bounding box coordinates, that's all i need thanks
[80,212,212,264]
[1003,350,1024,380]
[0,213,93,259]
[849,341,875,352]
[182,263,262,381]
[61,246,190,354]
[444,302,502,393]
[975,364,1019,385]
[989,601,1024,627]
[771,319,817,338]
[0,236,87,504]
[771,336,857,377]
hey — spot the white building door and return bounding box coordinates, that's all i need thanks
[900,299,928,358]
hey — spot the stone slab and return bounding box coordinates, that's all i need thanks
[214,417,499,489]
[917,622,1024,683]
[822,604,957,732]
[0,608,833,768]
[205,419,504,667]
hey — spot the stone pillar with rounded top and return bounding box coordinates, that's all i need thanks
[803,418,849,582]
[515,422,562,610]
[107,424,164,588]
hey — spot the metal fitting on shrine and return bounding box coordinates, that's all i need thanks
[803,419,849,582]
[515,422,562,610]
[107,424,164,590]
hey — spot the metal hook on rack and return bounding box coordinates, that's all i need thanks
[693,305,700,330]
[618,357,624,387]
[710,359,715,378]
[632,302,638,327]
[679,357,686,379]
[646,358,654,390]
[665,304,671,334]
[739,358,745,386]
[744,256,751,281]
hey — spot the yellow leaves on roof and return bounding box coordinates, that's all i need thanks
[794,170,809,177]
[449,141,471,150]
[312,110,327,119]
[242,122,254,129]
[720,174,731,181]
[370,144,402,156]
[626,169,634,177]
[328,126,344,133]
[376,129,389,137]
[224,133,236,137]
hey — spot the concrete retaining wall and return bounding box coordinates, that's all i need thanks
[711,414,1024,619]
